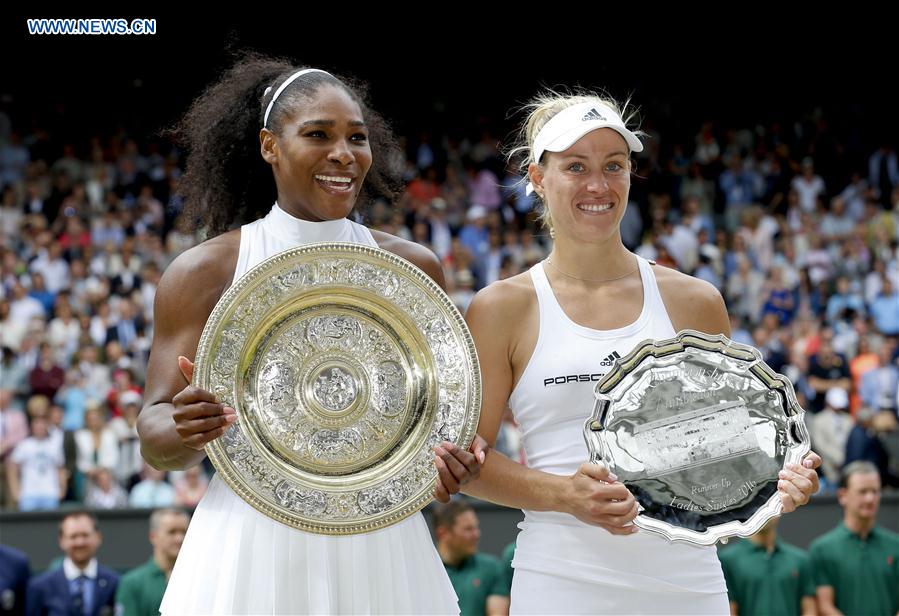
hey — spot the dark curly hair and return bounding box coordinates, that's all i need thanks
[170,51,402,236]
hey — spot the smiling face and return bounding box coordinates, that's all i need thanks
[261,85,372,222]
[59,515,101,569]
[440,510,480,561]
[529,128,631,245]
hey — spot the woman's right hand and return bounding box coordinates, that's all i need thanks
[172,356,237,450]
[565,462,640,536]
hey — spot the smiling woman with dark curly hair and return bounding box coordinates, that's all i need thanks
[137,51,486,615]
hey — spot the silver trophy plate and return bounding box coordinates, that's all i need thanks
[195,242,481,535]
[583,330,810,545]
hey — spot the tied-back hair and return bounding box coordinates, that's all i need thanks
[505,86,642,233]
[169,51,402,237]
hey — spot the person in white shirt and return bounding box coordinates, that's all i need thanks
[8,279,45,325]
[790,157,826,213]
[84,466,128,509]
[809,387,855,491]
[108,390,143,487]
[74,405,118,498]
[6,412,65,510]
[129,463,176,508]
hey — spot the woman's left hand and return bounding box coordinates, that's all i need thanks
[433,435,489,503]
[778,451,822,513]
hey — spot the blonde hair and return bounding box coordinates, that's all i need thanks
[508,87,641,233]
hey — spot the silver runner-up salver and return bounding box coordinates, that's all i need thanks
[583,330,810,545]
[194,243,481,535]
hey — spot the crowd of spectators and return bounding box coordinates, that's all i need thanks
[1,98,898,515]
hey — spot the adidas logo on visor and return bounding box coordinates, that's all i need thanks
[581,108,607,122]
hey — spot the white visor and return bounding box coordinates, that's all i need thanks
[527,101,643,195]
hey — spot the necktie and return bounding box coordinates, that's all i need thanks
[81,575,95,616]
[71,575,89,615]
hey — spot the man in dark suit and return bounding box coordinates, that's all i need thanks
[26,512,119,616]
[0,544,31,616]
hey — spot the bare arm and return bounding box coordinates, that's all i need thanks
[800,595,818,616]
[486,595,510,616]
[729,601,739,616]
[816,586,842,616]
[460,282,638,535]
[137,234,239,470]
[58,467,67,499]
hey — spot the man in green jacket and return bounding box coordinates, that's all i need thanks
[435,501,509,616]
[809,461,899,616]
[115,507,190,616]
[719,517,816,615]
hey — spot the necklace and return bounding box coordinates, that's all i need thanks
[544,256,639,283]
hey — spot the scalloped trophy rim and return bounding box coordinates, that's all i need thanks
[583,329,810,545]
[196,242,482,535]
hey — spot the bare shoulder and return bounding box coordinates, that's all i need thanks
[167,229,240,273]
[466,271,535,327]
[370,229,445,290]
[652,265,731,336]
[466,272,538,386]
[155,230,241,321]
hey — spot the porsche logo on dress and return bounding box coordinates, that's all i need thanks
[543,352,620,386]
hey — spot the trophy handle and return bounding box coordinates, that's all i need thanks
[583,398,609,464]
[786,414,809,447]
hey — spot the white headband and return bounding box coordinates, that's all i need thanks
[263,68,333,129]
[526,101,643,195]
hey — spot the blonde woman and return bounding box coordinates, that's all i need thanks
[452,89,822,614]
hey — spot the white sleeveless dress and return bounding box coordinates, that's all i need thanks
[160,203,459,615]
[507,258,729,615]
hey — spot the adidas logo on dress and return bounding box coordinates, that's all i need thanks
[599,351,621,367]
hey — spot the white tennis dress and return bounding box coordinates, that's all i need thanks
[507,259,729,615]
[160,203,459,615]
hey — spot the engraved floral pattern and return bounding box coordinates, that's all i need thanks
[199,246,480,532]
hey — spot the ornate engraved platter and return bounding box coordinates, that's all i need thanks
[195,242,481,535]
